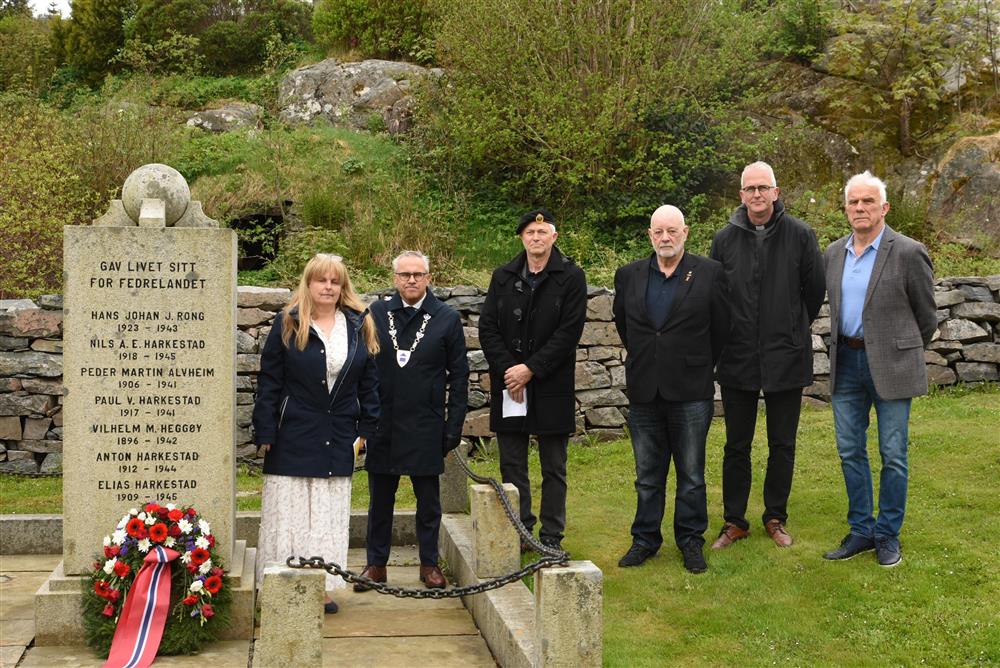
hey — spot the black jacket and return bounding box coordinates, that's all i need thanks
[709,200,825,392]
[479,246,587,435]
[366,290,469,476]
[613,252,730,403]
[253,308,380,477]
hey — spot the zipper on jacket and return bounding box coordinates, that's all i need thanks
[328,315,364,408]
[277,396,289,429]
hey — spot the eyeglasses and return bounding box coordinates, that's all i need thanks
[395,272,428,281]
[741,185,774,194]
[650,228,684,238]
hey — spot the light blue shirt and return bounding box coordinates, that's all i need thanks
[839,226,885,338]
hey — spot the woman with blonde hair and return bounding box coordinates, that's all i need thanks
[252,254,380,613]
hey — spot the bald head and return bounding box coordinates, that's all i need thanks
[648,205,688,265]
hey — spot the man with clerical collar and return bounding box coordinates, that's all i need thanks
[478,208,587,551]
[822,171,935,567]
[356,251,469,590]
[709,161,826,551]
[613,205,730,573]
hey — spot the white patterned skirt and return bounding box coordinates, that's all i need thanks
[256,474,352,592]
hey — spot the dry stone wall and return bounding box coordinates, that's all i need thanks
[2,276,998,473]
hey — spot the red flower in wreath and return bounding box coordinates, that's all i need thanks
[108,589,120,602]
[190,547,210,566]
[204,575,222,594]
[211,566,224,577]
[182,595,198,606]
[201,604,215,619]
[145,503,161,514]
[94,580,113,598]
[149,523,168,543]
[113,561,131,578]
[207,534,215,548]
[102,604,115,617]
[186,563,198,574]
[168,509,184,522]
[103,545,120,558]
[168,523,181,538]
[186,508,197,517]
[126,518,145,537]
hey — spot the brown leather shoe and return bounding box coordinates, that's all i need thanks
[765,519,793,547]
[419,564,447,589]
[711,522,750,550]
[353,564,387,592]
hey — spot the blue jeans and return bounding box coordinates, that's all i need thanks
[831,347,912,539]
[627,397,712,550]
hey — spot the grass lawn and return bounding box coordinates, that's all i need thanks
[2,387,998,665]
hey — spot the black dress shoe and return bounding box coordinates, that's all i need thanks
[539,536,563,552]
[875,536,902,568]
[618,543,656,567]
[823,533,875,560]
[323,600,338,614]
[680,542,708,574]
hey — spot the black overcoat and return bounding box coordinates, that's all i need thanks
[709,201,825,393]
[253,308,380,477]
[613,252,730,403]
[365,290,469,476]
[479,246,587,435]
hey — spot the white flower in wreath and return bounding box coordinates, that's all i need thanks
[189,580,204,593]
[178,519,193,534]
[128,508,138,516]
[164,537,176,548]
[166,503,176,511]
[198,560,212,575]
[195,536,209,549]
[103,557,117,575]
[111,529,126,545]
[137,538,151,553]
[137,512,146,521]
[144,514,156,526]
[103,536,111,547]
[180,551,192,564]
[117,515,129,529]
[198,519,210,535]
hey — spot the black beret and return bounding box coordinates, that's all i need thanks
[516,208,555,235]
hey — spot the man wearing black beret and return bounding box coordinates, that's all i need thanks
[478,209,587,551]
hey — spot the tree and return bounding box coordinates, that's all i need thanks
[56,0,135,84]
[0,12,56,92]
[0,0,30,18]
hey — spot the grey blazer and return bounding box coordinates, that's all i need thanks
[824,225,937,400]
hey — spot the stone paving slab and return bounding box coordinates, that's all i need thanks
[0,618,33,646]
[325,606,479,638]
[0,571,48,620]
[1,645,26,668]
[322,635,496,667]
[0,555,61,572]
[18,641,251,667]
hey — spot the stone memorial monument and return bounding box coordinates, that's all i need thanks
[34,164,257,644]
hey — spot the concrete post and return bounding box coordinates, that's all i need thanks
[440,448,470,514]
[470,482,520,577]
[256,563,324,667]
[534,560,603,667]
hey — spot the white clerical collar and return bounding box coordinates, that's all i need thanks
[401,292,427,311]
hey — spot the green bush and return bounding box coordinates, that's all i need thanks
[312,0,435,63]
[416,0,764,231]
[0,12,56,94]
[768,0,833,64]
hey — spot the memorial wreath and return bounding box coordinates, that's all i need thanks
[82,502,232,658]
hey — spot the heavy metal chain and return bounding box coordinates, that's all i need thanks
[286,449,570,599]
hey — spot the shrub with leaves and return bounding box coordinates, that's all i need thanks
[312,0,435,63]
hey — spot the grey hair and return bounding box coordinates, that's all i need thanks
[392,250,430,273]
[844,171,888,206]
[741,161,777,188]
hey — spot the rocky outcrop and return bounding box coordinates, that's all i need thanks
[186,102,264,133]
[278,59,440,134]
[927,132,1000,256]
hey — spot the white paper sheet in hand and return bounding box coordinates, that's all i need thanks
[502,389,528,418]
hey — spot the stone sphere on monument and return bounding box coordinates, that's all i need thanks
[121,163,191,226]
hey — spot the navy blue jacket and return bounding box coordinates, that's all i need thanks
[366,290,469,476]
[253,308,380,477]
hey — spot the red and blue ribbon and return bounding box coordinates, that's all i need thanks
[103,545,179,668]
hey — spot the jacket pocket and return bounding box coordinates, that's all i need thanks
[895,336,923,350]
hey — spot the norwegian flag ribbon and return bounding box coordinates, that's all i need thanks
[103,545,180,668]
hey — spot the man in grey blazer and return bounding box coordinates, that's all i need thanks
[822,171,936,567]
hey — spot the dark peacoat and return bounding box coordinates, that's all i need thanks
[365,290,469,476]
[613,252,730,403]
[709,200,826,393]
[253,307,380,478]
[479,246,587,435]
